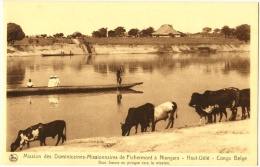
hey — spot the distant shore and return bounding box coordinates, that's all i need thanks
[25,119,251,153]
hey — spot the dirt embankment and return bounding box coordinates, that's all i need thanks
[7,43,250,56]
[25,119,252,153]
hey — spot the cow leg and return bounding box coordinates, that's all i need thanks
[213,113,216,123]
[229,108,238,121]
[207,113,212,124]
[241,106,246,120]
[27,142,30,148]
[55,135,61,146]
[219,112,223,122]
[135,124,138,134]
[165,113,174,129]
[247,107,250,118]
[127,127,132,136]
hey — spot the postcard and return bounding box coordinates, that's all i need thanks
[1,1,258,166]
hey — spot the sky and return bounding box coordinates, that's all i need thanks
[3,1,259,36]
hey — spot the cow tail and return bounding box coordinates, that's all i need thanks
[172,102,178,119]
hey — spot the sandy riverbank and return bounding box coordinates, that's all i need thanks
[25,119,253,153]
[7,44,250,56]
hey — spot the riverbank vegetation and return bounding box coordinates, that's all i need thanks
[8,22,250,46]
[11,36,246,46]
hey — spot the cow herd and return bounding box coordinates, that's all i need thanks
[121,87,250,136]
[10,87,250,152]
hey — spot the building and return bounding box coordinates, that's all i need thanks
[152,24,181,37]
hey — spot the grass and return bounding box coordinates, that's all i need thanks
[82,37,247,45]
[10,36,247,46]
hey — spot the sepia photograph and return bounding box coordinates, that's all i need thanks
[1,0,258,166]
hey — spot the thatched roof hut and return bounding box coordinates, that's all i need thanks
[152,24,181,37]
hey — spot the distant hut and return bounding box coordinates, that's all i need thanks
[152,24,181,37]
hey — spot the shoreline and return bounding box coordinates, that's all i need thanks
[23,119,251,153]
[7,43,250,57]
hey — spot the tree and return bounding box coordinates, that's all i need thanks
[41,34,47,38]
[114,27,126,37]
[92,31,102,38]
[7,23,25,44]
[221,25,232,38]
[202,27,212,36]
[108,30,116,37]
[72,32,82,38]
[213,28,220,34]
[128,28,139,37]
[141,27,154,37]
[98,28,107,37]
[235,24,250,42]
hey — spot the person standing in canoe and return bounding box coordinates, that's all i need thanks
[116,69,122,85]
[27,79,33,88]
[48,75,60,87]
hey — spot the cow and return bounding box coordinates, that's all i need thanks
[238,89,250,120]
[189,87,240,121]
[153,102,178,130]
[121,103,155,136]
[10,120,66,152]
[194,106,227,124]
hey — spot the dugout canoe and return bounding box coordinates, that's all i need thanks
[41,53,74,57]
[7,82,143,97]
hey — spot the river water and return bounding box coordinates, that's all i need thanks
[6,52,250,151]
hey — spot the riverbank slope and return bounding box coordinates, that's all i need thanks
[25,119,254,153]
[7,43,250,56]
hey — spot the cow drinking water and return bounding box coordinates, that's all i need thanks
[121,103,155,136]
[153,102,178,130]
[10,120,66,152]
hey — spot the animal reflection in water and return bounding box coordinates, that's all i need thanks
[10,120,66,152]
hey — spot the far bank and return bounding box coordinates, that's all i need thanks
[7,43,250,57]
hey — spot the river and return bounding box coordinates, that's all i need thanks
[6,52,250,151]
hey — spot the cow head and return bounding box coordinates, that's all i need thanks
[10,130,23,152]
[189,93,201,107]
[120,123,129,136]
[10,143,19,152]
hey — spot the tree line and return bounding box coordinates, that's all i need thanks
[7,22,250,44]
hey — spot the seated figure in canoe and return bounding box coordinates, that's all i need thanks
[48,76,60,87]
[27,79,33,88]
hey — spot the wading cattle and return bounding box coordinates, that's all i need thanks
[238,89,250,120]
[153,102,178,130]
[121,103,155,136]
[10,120,66,152]
[189,87,240,121]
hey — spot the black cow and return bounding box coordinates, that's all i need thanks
[121,103,155,136]
[10,120,66,152]
[238,89,250,120]
[189,87,240,121]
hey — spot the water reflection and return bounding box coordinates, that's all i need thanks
[48,95,60,108]
[7,52,250,88]
[117,91,122,105]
